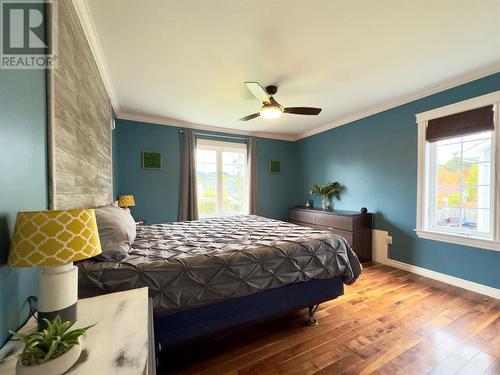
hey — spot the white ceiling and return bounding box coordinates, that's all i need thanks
[85,0,500,140]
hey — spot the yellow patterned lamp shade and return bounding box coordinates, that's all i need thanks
[118,195,136,208]
[8,209,102,267]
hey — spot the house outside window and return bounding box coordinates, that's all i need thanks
[415,91,500,251]
[429,132,493,237]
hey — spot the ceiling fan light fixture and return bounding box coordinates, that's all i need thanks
[260,103,283,119]
[240,82,321,121]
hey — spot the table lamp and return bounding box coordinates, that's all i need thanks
[8,209,102,328]
[118,195,136,209]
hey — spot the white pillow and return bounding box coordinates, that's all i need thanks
[94,204,137,261]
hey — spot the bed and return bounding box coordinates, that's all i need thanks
[77,215,362,349]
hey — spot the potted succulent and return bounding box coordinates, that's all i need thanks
[10,316,94,375]
[310,182,342,210]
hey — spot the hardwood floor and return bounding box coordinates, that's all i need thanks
[158,264,499,375]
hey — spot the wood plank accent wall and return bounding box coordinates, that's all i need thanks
[48,0,113,210]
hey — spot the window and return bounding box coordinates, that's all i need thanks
[430,132,492,237]
[196,139,248,217]
[415,91,500,251]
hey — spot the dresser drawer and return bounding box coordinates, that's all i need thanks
[315,213,353,231]
[316,225,353,246]
[289,220,315,229]
[289,207,373,263]
[289,209,315,224]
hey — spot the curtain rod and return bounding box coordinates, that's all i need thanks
[178,130,256,141]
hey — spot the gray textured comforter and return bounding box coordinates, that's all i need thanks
[77,215,362,316]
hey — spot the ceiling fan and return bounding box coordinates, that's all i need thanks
[240,82,322,121]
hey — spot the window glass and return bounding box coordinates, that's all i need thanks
[222,151,245,214]
[430,131,493,237]
[196,149,217,217]
[196,141,247,217]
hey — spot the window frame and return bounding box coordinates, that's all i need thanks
[196,139,248,218]
[415,90,500,252]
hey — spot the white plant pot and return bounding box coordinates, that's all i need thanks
[16,342,82,375]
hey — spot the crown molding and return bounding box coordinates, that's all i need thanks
[415,90,500,123]
[117,111,297,141]
[120,65,499,142]
[70,1,500,142]
[72,0,119,112]
[296,63,500,140]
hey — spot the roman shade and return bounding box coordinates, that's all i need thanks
[426,105,494,142]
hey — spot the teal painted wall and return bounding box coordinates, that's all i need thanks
[114,120,299,223]
[296,73,500,288]
[113,74,500,289]
[0,69,47,344]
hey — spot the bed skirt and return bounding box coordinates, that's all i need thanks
[154,275,344,350]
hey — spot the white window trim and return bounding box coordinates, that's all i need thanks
[196,139,248,217]
[415,90,500,252]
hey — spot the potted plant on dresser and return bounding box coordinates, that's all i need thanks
[310,182,342,210]
[10,316,94,375]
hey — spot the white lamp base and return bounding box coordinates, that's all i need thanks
[38,264,78,328]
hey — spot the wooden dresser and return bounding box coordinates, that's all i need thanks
[289,207,373,263]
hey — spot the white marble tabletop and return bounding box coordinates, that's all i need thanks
[0,287,150,375]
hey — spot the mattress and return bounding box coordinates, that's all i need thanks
[77,215,362,316]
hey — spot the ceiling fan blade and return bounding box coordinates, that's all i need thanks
[284,107,322,115]
[244,82,270,103]
[239,113,260,121]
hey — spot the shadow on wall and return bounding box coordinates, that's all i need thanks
[0,267,32,345]
[0,214,11,265]
[0,213,36,346]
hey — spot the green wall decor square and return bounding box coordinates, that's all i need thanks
[142,151,162,170]
[269,160,281,174]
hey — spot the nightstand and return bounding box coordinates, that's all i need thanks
[0,288,156,375]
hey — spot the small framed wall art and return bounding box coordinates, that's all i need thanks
[269,160,281,174]
[142,151,162,170]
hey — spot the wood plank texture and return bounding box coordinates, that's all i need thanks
[158,264,499,375]
[50,0,113,209]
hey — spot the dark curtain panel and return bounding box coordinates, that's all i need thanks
[426,105,494,142]
[247,137,258,215]
[179,131,198,221]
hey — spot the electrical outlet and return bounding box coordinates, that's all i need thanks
[387,236,393,245]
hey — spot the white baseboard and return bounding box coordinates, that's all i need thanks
[372,230,500,300]
[383,258,500,299]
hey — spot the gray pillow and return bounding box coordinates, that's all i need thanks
[94,204,137,261]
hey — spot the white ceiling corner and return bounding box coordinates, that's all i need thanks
[299,62,500,140]
[72,0,120,112]
[78,0,500,141]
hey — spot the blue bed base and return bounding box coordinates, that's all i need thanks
[154,276,344,350]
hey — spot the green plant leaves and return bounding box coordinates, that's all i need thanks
[9,315,95,366]
[310,182,342,200]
